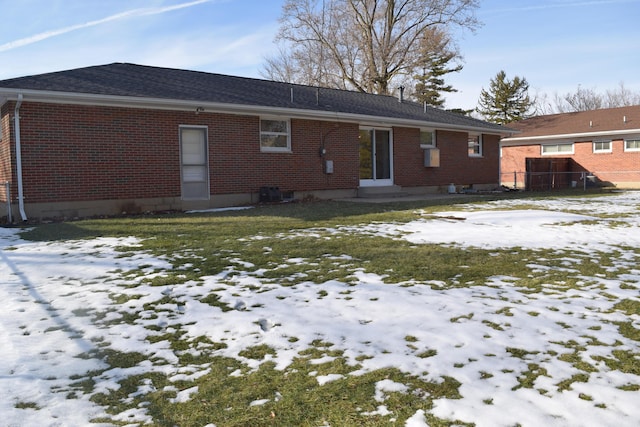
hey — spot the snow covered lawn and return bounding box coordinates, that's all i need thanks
[1,192,639,426]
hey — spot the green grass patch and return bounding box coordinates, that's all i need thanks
[558,352,598,373]
[613,299,640,315]
[592,350,640,375]
[556,373,590,392]
[512,363,549,391]
[141,359,465,427]
[238,344,277,360]
[14,194,640,425]
[15,401,40,410]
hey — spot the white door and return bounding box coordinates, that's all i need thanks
[180,127,209,200]
[359,128,393,186]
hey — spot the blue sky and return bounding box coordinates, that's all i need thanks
[0,0,638,110]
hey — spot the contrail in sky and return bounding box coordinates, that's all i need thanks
[0,0,212,52]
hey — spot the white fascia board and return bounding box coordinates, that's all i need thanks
[502,128,640,145]
[0,88,510,135]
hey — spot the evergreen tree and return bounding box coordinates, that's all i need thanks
[447,107,474,116]
[414,50,463,108]
[477,70,533,124]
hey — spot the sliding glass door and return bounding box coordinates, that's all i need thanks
[359,128,393,186]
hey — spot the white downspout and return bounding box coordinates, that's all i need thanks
[14,93,27,221]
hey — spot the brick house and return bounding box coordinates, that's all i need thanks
[501,106,640,190]
[1,63,510,221]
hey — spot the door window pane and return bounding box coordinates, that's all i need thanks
[181,129,206,164]
[359,130,373,180]
[375,130,391,179]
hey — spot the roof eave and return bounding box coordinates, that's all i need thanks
[501,128,640,145]
[0,88,510,134]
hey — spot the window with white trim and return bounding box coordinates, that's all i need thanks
[593,140,612,153]
[420,129,436,147]
[468,134,482,157]
[624,139,640,152]
[260,118,291,152]
[542,143,573,155]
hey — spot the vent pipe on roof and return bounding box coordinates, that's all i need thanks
[623,115,627,124]
[316,87,320,106]
[589,120,593,128]
[290,87,294,103]
[14,93,27,222]
[398,86,405,103]
[423,101,427,114]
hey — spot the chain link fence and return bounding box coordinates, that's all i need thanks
[500,170,640,191]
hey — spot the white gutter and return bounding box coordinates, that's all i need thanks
[0,88,514,136]
[501,128,640,144]
[14,93,27,221]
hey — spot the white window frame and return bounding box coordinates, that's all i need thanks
[624,139,640,152]
[468,133,482,157]
[593,140,612,153]
[260,117,291,152]
[419,129,436,148]
[541,143,574,155]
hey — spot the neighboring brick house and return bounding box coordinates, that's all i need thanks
[0,63,510,221]
[501,106,640,190]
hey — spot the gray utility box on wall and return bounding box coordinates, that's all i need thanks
[423,148,440,167]
[325,160,334,174]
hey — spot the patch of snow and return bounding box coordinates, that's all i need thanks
[361,405,392,416]
[316,374,344,385]
[186,206,253,214]
[374,379,409,402]
[1,192,639,426]
[170,386,199,403]
[405,409,429,427]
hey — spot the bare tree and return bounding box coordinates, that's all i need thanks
[262,46,302,84]
[551,83,640,113]
[531,90,555,116]
[605,82,640,107]
[555,85,604,113]
[262,0,479,96]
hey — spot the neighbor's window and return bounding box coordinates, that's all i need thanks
[542,143,573,155]
[420,129,436,147]
[593,140,612,153]
[468,134,482,157]
[260,118,291,152]
[624,139,640,151]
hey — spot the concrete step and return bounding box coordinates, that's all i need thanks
[357,185,408,198]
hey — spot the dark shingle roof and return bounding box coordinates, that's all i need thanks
[0,63,508,133]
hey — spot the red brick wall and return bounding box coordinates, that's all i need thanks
[9,102,361,204]
[501,141,640,186]
[208,117,360,194]
[0,104,14,203]
[6,100,503,210]
[573,139,640,183]
[394,127,500,187]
